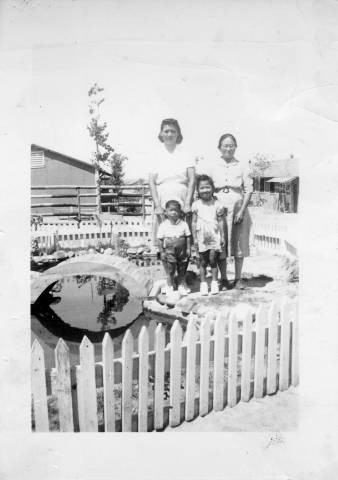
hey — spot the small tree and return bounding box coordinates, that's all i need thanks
[110,152,125,186]
[88,83,115,171]
[249,153,272,192]
[88,83,126,212]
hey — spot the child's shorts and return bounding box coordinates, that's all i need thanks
[162,237,188,264]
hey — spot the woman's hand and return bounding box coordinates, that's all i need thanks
[234,209,244,224]
[182,202,192,215]
[186,247,191,258]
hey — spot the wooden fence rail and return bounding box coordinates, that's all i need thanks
[31,300,298,432]
[31,184,152,219]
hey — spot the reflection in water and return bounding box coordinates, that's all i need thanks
[31,268,167,369]
[46,275,133,332]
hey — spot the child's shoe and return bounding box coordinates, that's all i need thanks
[200,282,208,296]
[178,285,190,296]
[210,280,219,295]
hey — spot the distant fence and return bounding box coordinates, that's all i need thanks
[31,300,298,432]
[31,184,152,219]
[100,184,151,219]
[251,212,297,256]
[31,185,98,218]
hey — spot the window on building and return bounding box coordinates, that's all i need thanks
[31,150,45,168]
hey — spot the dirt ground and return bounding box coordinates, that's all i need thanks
[166,387,298,432]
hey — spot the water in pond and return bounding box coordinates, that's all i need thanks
[31,274,166,369]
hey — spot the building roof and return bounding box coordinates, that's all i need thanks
[266,176,297,184]
[263,156,299,178]
[31,144,111,175]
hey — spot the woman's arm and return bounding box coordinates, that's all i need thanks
[217,208,227,246]
[234,192,252,224]
[234,165,253,224]
[148,173,164,217]
[183,167,196,214]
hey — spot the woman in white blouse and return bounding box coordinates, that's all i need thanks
[149,119,196,221]
[149,118,196,290]
[206,133,253,289]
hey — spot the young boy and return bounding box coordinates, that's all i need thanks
[157,200,191,296]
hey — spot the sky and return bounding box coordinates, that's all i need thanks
[0,0,331,179]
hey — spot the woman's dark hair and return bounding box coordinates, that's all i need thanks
[218,133,237,149]
[158,118,183,144]
[196,174,215,194]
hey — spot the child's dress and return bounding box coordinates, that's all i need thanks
[191,198,224,252]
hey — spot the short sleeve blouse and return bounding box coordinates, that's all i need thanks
[149,144,195,186]
[202,158,253,194]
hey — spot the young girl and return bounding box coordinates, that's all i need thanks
[192,175,227,295]
[157,200,191,296]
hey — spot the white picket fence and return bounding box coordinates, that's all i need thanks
[31,219,153,250]
[31,300,298,432]
[251,213,298,256]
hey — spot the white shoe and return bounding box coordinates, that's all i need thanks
[178,285,190,296]
[161,283,169,294]
[166,285,174,294]
[210,280,219,295]
[200,282,208,296]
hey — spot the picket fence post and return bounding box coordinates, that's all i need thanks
[213,309,228,411]
[77,336,98,432]
[138,326,149,432]
[102,333,115,432]
[199,315,211,417]
[122,329,134,432]
[241,307,253,402]
[227,310,238,407]
[55,339,74,432]
[154,323,165,430]
[254,304,266,398]
[185,314,198,421]
[266,302,279,394]
[169,320,182,427]
[279,301,291,391]
[31,340,49,432]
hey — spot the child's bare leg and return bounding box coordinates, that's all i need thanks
[177,261,187,286]
[199,253,208,282]
[209,250,219,281]
[166,262,176,288]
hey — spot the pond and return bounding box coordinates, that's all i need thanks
[31,274,167,369]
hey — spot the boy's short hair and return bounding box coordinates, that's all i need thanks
[165,199,182,211]
[196,174,215,193]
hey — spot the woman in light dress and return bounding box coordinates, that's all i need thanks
[149,118,196,291]
[203,133,253,289]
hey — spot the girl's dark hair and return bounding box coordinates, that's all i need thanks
[158,118,183,144]
[218,133,237,149]
[196,174,215,194]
